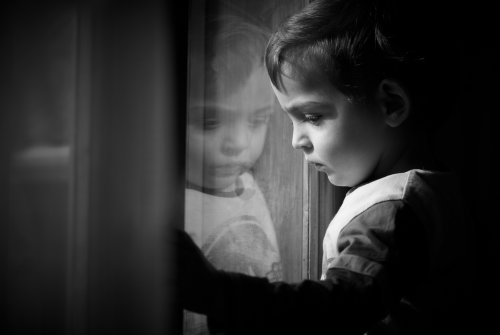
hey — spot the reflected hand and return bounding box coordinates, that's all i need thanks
[175,229,222,314]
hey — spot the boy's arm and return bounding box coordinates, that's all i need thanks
[205,265,391,335]
[177,201,424,334]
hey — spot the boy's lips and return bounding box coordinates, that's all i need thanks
[307,160,328,172]
[212,164,247,177]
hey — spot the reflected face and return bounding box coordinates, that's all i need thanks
[187,68,273,190]
[271,72,387,187]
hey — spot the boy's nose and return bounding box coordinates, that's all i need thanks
[291,126,312,151]
[221,126,250,156]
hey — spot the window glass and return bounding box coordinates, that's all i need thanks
[184,0,307,333]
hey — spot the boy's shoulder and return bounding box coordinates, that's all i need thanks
[322,169,459,273]
[333,169,456,232]
[347,169,455,210]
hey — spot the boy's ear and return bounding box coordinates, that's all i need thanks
[376,79,410,127]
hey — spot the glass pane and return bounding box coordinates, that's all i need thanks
[184,0,306,333]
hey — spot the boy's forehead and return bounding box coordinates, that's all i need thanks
[271,65,351,112]
[192,70,274,114]
[275,62,335,95]
[205,67,273,99]
[189,102,273,123]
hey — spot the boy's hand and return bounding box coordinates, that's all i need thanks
[175,229,222,314]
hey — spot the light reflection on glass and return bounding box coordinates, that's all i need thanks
[184,1,282,334]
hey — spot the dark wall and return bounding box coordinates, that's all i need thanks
[1,1,188,334]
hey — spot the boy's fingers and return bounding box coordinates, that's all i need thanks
[175,229,205,264]
[174,228,219,313]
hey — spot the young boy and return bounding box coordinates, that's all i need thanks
[178,0,474,334]
[184,9,282,335]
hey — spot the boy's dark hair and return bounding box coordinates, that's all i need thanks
[266,0,459,130]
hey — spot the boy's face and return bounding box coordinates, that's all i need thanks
[187,67,273,191]
[271,72,388,187]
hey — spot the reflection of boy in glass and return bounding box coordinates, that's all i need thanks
[184,11,282,335]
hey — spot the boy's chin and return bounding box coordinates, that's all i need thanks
[327,174,341,187]
[202,175,240,192]
[327,173,353,188]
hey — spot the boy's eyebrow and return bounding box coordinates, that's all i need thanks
[253,106,273,114]
[193,104,273,115]
[283,101,330,114]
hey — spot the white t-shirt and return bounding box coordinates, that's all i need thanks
[184,172,282,335]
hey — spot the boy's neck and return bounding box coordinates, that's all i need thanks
[369,135,443,184]
[186,176,245,198]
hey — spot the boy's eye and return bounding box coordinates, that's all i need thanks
[303,113,322,124]
[188,107,222,131]
[203,117,220,130]
[202,107,221,130]
[249,114,270,128]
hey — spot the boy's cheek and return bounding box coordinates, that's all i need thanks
[249,129,267,156]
